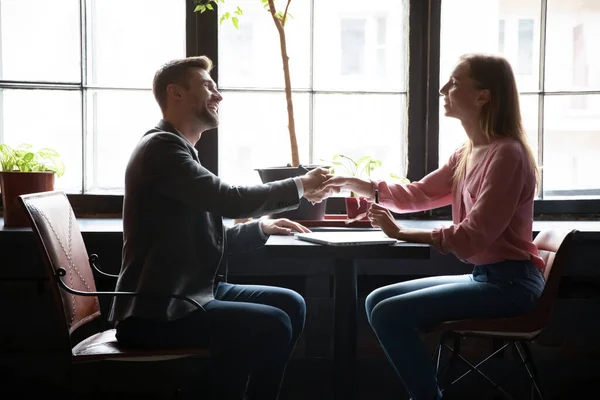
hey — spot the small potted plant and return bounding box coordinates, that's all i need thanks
[329,154,410,220]
[330,154,381,220]
[0,144,65,227]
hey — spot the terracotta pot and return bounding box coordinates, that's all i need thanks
[345,196,372,220]
[0,171,55,227]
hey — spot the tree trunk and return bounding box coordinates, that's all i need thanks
[267,0,299,167]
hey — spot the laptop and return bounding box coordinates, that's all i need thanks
[295,231,398,246]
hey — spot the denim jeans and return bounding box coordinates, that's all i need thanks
[365,260,545,400]
[116,282,306,400]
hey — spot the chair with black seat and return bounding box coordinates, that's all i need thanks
[18,190,211,397]
[430,228,577,400]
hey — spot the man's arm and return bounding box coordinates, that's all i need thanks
[145,133,301,218]
[225,220,267,256]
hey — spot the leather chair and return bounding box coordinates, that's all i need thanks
[18,191,210,396]
[430,228,577,400]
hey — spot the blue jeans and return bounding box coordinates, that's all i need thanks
[365,260,546,400]
[116,282,306,400]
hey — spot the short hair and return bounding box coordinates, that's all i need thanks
[152,56,213,111]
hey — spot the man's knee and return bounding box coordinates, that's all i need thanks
[260,307,294,351]
[271,288,307,330]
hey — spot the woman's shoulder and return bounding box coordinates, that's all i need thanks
[489,138,528,161]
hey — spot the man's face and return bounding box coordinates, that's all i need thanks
[172,68,223,128]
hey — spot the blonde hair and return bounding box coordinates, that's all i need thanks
[452,54,538,188]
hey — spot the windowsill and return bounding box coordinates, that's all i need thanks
[2,217,599,240]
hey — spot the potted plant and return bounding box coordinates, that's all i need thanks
[329,154,409,220]
[0,144,65,227]
[195,0,328,221]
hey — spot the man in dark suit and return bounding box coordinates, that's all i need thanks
[108,56,330,399]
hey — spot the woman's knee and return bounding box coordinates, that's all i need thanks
[369,297,417,334]
[366,286,395,323]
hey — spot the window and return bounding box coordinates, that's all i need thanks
[2,0,598,215]
[216,0,408,187]
[440,0,600,200]
[571,24,588,109]
[517,19,534,75]
[340,19,366,76]
[498,19,506,54]
[0,0,186,194]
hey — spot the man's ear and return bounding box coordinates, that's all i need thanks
[477,89,491,106]
[166,84,183,100]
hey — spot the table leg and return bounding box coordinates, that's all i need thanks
[333,258,357,399]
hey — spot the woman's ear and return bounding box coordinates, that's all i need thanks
[477,89,491,106]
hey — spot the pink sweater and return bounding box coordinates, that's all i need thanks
[375,139,544,269]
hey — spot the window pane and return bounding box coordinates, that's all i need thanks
[313,94,407,180]
[87,0,185,88]
[545,0,600,91]
[0,89,82,192]
[0,0,80,82]
[438,94,538,166]
[218,91,310,185]
[218,0,310,89]
[542,95,600,198]
[86,89,159,192]
[441,0,541,92]
[314,0,408,92]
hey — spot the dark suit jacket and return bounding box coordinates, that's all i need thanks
[109,120,300,322]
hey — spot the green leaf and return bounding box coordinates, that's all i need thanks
[235,6,243,16]
[205,3,213,10]
[232,16,239,29]
[194,4,205,12]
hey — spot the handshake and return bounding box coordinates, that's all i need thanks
[298,167,351,204]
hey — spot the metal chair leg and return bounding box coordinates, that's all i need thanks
[435,334,445,378]
[514,341,545,400]
[436,332,460,384]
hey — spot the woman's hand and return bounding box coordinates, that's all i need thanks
[319,176,372,198]
[368,203,401,239]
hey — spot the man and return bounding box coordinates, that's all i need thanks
[108,55,329,399]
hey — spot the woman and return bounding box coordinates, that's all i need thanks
[320,54,545,399]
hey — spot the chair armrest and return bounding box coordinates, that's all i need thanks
[54,267,205,312]
[89,254,120,280]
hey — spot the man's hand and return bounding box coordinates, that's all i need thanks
[300,167,332,203]
[259,217,312,236]
[367,203,401,239]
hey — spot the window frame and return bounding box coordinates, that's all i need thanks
[3,0,599,217]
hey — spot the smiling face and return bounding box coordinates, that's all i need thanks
[167,68,223,129]
[187,68,222,128]
[439,61,489,123]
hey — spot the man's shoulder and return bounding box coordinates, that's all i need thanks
[136,129,194,156]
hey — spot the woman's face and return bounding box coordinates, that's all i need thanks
[440,61,487,122]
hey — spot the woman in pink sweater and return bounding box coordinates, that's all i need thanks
[321,54,545,399]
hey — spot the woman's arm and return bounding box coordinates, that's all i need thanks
[431,143,532,259]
